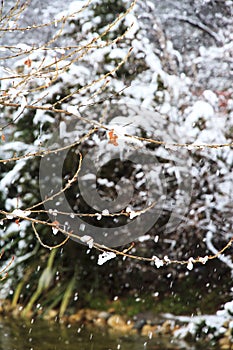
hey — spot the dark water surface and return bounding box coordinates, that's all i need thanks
[0,316,213,350]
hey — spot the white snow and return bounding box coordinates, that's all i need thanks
[97,251,116,265]
[102,209,110,215]
[80,235,94,248]
[152,255,164,268]
[11,209,31,218]
[0,160,26,193]
[187,257,194,271]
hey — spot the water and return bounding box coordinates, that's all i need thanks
[0,316,214,350]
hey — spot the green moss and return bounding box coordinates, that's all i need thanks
[80,272,231,318]
[84,294,109,311]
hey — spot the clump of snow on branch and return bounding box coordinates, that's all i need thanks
[97,252,116,265]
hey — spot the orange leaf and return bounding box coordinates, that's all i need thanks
[52,220,59,226]
[15,218,20,226]
[1,134,5,142]
[24,59,32,67]
[108,129,118,146]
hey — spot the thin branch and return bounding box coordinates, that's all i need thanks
[1,208,232,269]
[0,253,14,280]
[32,222,69,249]
[27,151,83,211]
[165,14,223,44]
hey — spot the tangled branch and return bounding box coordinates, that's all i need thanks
[0,251,14,280]
[0,0,233,272]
